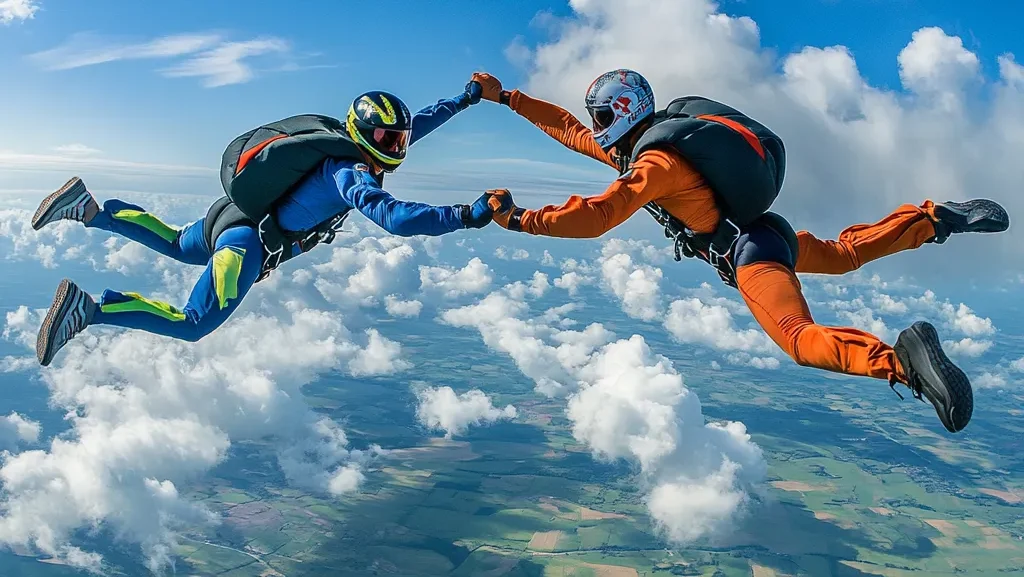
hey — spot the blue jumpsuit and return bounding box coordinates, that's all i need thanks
[86,93,474,341]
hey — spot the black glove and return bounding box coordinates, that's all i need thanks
[465,80,483,105]
[457,192,494,229]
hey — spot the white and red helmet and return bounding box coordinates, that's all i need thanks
[585,69,655,151]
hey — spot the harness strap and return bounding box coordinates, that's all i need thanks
[643,202,742,289]
[204,197,348,283]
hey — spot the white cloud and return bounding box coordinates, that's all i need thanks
[494,247,531,261]
[942,338,992,358]
[0,151,214,177]
[512,0,1022,280]
[441,293,576,397]
[419,257,493,298]
[348,328,413,377]
[0,356,35,373]
[505,271,550,300]
[554,270,593,296]
[0,413,41,449]
[415,386,517,438]
[599,251,663,321]
[162,37,290,88]
[974,372,1008,390]
[31,32,290,88]
[0,299,403,571]
[442,289,766,545]
[871,293,909,315]
[726,353,780,370]
[898,27,980,109]
[313,236,422,307]
[384,295,423,318]
[911,290,995,337]
[664,298,776,354]
[1010,356,1024,372]
[836,306,896,343]
[541,250,556,266]
[0,0,38,24]
[30,32,222,70]
[52,144,101,156]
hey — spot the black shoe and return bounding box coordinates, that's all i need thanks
[31,177,99,231]
[930,199,1009,244]
[36,279,97,367]
[893,321,973,433]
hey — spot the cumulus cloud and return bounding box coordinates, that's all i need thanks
[974,372,1008,390]
[442,288,766,545]
[419,257,493,298]
[494,247,530,261]
[0,413,41,450]
[942,337,992,358]
[415,386,517,438]
[598,249,663,321]
[0,300,407,571]
[384,295,423,318]
[348,328,413,376]
[0,0,38,24]
[505,271,550,300]
[512,0,1021,282]
[554,271,593,296]
[910,290,995,337]
[312,236,423,307]
[664,298,775,355]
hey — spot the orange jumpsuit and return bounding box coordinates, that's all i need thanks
[504,90,943,385]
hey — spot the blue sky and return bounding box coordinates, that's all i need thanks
[2,0,1022,174]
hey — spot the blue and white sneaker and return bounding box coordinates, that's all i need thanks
[31,177,99,230]
[36,279,97,367]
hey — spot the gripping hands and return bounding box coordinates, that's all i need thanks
[458,191,497,229]
[471,73,510,105]
[486,189,525,231]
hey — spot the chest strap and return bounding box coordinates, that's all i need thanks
[643,202,742,289]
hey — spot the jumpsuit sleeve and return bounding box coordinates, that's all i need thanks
[516,150,689,238]
[337,167,464,237]
[409,92,473,146]
[508,90,618,170]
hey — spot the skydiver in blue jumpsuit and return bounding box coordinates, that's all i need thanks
[32,84,492,366]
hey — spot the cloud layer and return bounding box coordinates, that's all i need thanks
[441,283,767,544]
[0,293,409,572]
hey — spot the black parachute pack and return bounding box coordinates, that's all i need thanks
[632,96,787,288]
[207,114,369,280]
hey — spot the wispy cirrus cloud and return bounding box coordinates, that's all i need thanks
[0,0,38,24]
[29,32,293,88]
[162,37,290,88]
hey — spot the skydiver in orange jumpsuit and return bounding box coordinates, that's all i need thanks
[471,69,1009,434]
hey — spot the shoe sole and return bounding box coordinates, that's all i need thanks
[940,199,1010,234]
[36,279,78,367]
[31,177,87,231]
[898,321,974,433]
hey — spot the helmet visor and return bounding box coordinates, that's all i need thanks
[372,128,410,155]
[587,106,615,132]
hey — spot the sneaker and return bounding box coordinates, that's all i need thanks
[36,279,97,367]
[893,321,973,433]
[31,177,99,230]
[930,199,1009,244]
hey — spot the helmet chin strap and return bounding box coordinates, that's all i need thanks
[609,118,652,173]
